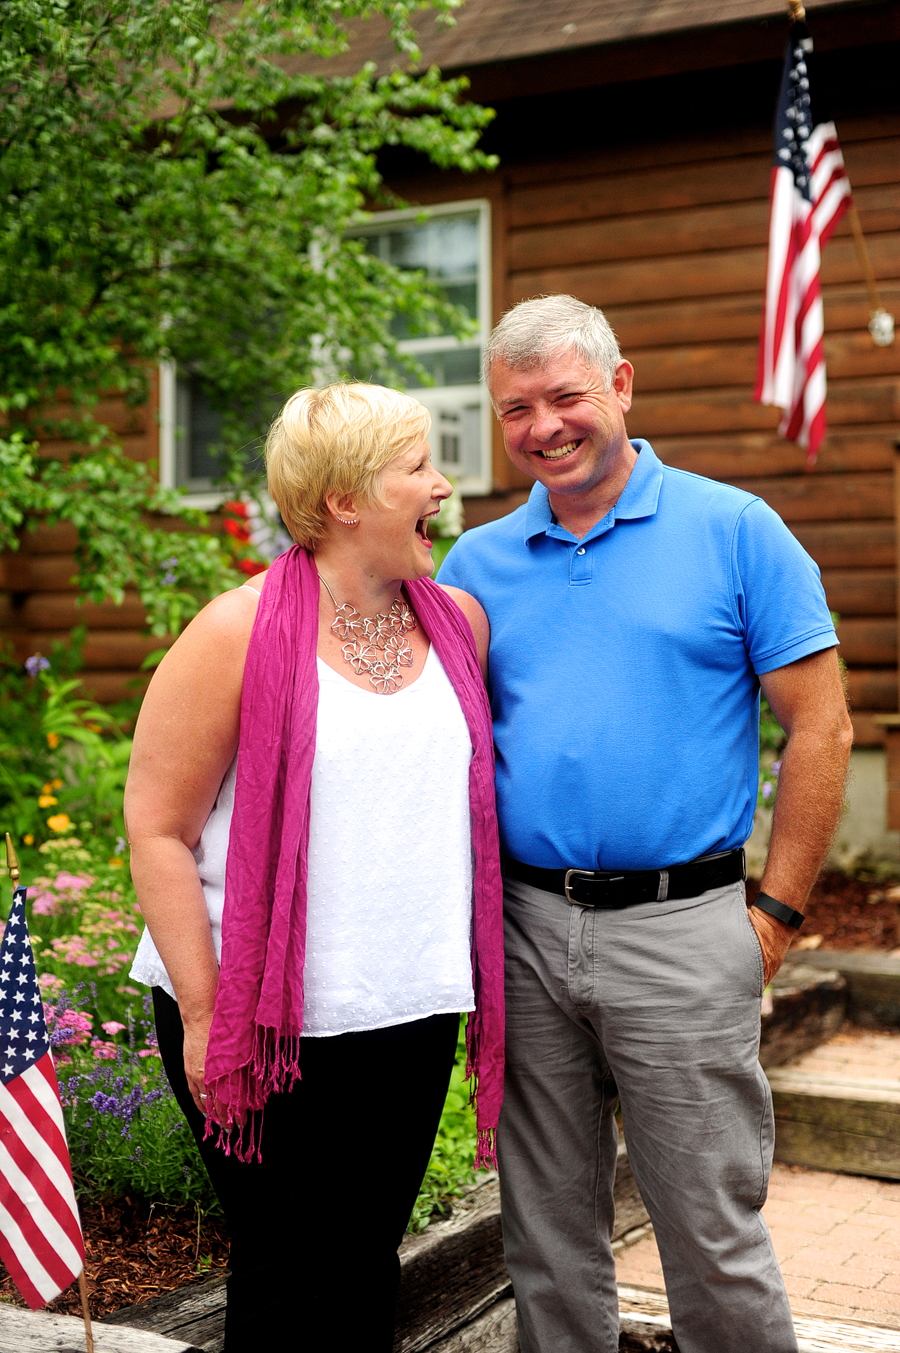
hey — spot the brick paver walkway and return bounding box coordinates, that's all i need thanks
[615,1027,900,1329]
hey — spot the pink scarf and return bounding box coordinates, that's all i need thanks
[204,545,504,1166]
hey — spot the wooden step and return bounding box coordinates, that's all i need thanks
[0,1303,198,1353]
[760,963,847,1069]
[426,1286,900,1352]
[783,951,900,1029]
[768,1068,900,1179]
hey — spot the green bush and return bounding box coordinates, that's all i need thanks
[408,1020,479,1232]
[48,993,215,1209]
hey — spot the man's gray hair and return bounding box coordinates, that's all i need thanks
[483,295,621,394]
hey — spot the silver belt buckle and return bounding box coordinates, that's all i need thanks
[564,869,596,904]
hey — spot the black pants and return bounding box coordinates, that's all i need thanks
[153,989,459,1351]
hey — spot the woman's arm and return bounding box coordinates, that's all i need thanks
[124,584,260,1111]
[439,585,490,681]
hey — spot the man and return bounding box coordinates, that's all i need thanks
[438,294,852,1353]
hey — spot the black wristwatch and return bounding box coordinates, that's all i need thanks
[752,891,805,931]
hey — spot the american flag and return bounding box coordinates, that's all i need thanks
[754,21,853,466]
[0,885,85,1308]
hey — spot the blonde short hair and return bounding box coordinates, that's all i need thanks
[265,383,431,549]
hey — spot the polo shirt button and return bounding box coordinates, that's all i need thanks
[576,547,586,555]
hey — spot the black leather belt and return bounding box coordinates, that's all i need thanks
[503,849,746,909]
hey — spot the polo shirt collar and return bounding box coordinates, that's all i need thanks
[523,439,664,544]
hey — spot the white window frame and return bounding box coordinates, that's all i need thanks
[350,198,493,496]
[158,360,231,510]
[160,197,493,502]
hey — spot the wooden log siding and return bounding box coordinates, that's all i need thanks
[0,379,169,705]
[504,113,900,737]
[4,115,900,725]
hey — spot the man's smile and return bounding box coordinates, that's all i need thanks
[539,439,582,461]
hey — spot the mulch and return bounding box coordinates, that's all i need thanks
[1,869,898,1326]
[747,868,900,952]
[0,1196,230,1323]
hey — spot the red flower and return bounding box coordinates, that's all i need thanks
[222,501,251,542]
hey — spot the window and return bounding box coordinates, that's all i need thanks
[158,362,228,507]
[351,199,492,495]
[158,363,265,507]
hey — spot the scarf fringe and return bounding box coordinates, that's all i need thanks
[204,1024,303,1163]
[475,1127,497,1172]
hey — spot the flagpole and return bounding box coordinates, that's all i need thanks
[783,0,894,348]
[5,834,94,1353]
[78,1269,95,1353]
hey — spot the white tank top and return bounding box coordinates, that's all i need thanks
[131,642,476,1035]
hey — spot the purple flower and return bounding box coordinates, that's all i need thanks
[25,654,50,677]
[762,782,773,801]
[771,761,781,776]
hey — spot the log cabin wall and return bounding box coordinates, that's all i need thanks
[0,369,168,705]
[385,25,900,756]
[3,8,898,760]
[499,112,900,749]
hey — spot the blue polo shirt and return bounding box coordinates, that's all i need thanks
[438,440,837,871]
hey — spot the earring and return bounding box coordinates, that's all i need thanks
[336,516,359,526]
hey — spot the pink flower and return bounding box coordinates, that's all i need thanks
[90,1038,118,1060]
[101,1021,126,1036]
[30,890,61,916]
[137,1049,160,1058]
[54,872,93,892]
[48,1008,93,1047]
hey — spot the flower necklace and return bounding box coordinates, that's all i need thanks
[317,573,417,694]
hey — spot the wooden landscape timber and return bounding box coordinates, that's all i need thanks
[759,964,847,1069]
[101,1153,649,1353]
[0,1303,198,1353]
[428,1287,900,1353]
[768,1067,900,1181]
[783,951,900,1028]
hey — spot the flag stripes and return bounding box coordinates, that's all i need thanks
[0,887,84,1309]
[754,27,852,465]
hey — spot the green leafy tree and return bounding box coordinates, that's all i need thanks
[0,0,494,633]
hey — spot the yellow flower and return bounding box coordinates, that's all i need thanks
[23,835,34,846]
[108,857,124,869]
[46,732,60,749]
[38,795,58,808]
[50,778,63,790]
[46,814,71,833]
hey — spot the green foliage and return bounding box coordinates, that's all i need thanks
[27,835,141,1023]
[1,0,495,631]
[50,998,216,1208]
[408,1019,479,1232]
[0,640,133,844]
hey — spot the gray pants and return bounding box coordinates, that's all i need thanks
[498,875,798,1353]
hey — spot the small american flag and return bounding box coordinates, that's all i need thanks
[0,885,85,1308]
[754,21,853,466]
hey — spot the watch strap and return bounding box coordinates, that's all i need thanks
[752,891,805,931]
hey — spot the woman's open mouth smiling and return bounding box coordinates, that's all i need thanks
[416,510,438,545]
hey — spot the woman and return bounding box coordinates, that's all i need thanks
[125,383,504,1351]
